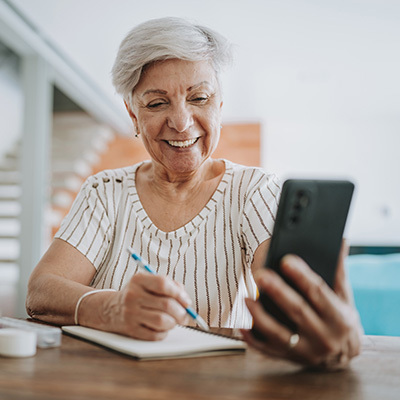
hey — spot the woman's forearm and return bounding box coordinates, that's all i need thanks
[26,271,120,333]
[26,272,93,325]
[25,238,112,327]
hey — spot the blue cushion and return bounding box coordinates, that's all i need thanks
[346,254,400,336]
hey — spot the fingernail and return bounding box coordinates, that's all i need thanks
[281,254,295,262]
[182,294,192,307]
[281,254,298,269]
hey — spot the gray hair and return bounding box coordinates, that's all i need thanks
[111,17,233,100]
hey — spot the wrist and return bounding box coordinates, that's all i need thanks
[75,289,117,328]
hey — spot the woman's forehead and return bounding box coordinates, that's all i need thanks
[135,59,218,93]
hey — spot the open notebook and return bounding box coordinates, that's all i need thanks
[62,325,246,360]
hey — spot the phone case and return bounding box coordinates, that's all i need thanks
[253,179,354,335]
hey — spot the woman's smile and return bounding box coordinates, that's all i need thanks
[165,137,200,148]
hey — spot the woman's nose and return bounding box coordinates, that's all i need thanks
[166,103,194,132]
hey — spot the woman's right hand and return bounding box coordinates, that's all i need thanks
[96,273,192,340]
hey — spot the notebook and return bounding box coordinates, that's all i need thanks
[62,325,246,360]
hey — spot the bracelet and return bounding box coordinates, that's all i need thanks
[74,289,116,325]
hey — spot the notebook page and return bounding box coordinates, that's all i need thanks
[62,325,246,360]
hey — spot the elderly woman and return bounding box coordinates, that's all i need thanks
[26,17,362,368]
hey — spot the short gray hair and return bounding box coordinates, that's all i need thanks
[111,17,233,100]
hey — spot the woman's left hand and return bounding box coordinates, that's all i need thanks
[242,244,363,369]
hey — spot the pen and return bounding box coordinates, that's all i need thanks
[127,248,210,332]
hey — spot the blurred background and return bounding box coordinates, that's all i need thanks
[0,0,399,334]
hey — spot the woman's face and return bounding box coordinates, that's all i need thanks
[128,59,223,176]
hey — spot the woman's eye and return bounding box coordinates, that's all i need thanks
[147,101,167,109]
[190,96,209,103]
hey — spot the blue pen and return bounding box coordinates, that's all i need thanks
[127,247,210,331]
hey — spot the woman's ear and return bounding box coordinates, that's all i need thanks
[124,100,136,121]
[124,100,139,136]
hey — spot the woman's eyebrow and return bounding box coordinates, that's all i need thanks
[141,81,213,97]
[188,81,212,91]
[141,89,168,97]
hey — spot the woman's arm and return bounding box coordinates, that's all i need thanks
[250,239,270,280]
[245,241,363,369]
[26,238,98,325]
[27,238,191,340]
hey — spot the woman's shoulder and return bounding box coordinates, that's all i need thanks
[222,159,280,189]
[77,163,143,202]
[84,163,142,187]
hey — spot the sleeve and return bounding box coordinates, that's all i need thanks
[54,175,113,270]
[241,172,281,266]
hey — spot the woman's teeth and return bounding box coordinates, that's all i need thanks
[167,138,197,148]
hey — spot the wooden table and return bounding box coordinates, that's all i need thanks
[0,329,399,400]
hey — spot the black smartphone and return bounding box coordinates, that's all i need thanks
[252,179,355,338]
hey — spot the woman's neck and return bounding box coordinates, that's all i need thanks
[135,159,225,232]
[140,158,224,202]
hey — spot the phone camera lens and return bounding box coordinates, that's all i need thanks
[296,190,309,208]
[299,195,309,208]
[288,215,299,226]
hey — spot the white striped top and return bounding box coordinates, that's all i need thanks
[55,159,281,328]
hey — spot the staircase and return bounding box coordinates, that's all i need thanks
[0,111,114,316]
[50,112,114,234]
[0,149,20,316]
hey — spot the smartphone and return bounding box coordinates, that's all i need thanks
[252,179,355,338]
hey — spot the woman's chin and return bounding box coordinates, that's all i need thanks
[163,156,206,175]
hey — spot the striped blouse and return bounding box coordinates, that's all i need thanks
[55,159,281,328]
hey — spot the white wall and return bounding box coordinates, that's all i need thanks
[7,0,400,245]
